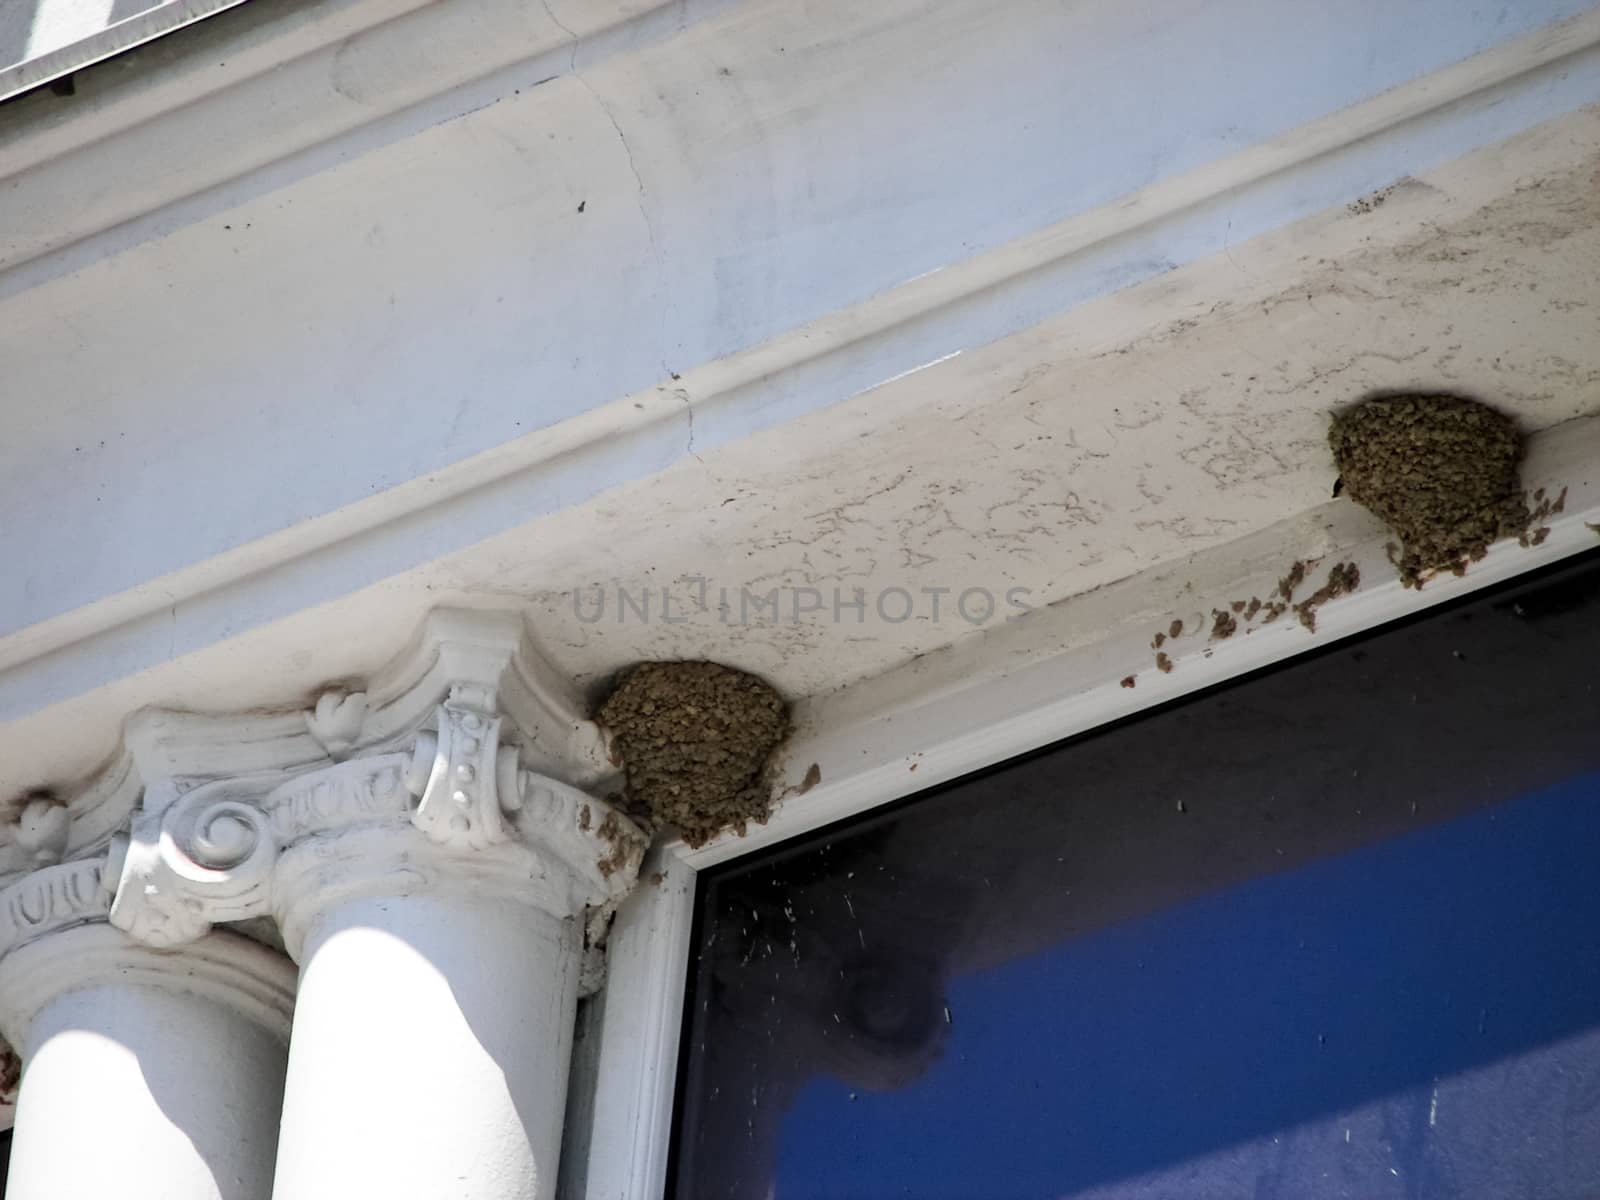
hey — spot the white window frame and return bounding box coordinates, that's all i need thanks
[578,423,1600,1199]
[0,0,251,103]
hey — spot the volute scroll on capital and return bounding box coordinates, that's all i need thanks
[105,778,277,949]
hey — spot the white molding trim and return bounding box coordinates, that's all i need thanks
[580,413,1600,1197]
[0,0,742,278]
[583,847,697,1200]
[680,412,1600,867]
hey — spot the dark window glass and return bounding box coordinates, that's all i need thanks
[670,550,1600,1200]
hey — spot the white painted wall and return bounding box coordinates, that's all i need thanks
[0,0,1597,797]
[3,0,1597,653]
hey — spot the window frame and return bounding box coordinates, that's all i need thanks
[0,0,251,103]
[577,457,1600,1200]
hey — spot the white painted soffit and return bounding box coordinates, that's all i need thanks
[681,419,1600,866]
[3,5,1599,696]
[0,1,1598,795]
[2,99,1599,799]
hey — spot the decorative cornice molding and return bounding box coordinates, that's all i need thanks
[4,4,1598,748]
[0,0,722,277]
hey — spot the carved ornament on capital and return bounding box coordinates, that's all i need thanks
[95,612,647,964]
[408,688,523,853]
[0,859,110,959]
[105,779,277,949]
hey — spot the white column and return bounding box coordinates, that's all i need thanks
[0,861,295,1200]
[271,889,580,1198]
[103,689,647,1200]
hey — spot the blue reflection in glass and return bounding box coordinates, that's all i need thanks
[776,773,1600,1200]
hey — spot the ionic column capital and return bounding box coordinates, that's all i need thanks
[2,609,643,970]
[106,690,646,962]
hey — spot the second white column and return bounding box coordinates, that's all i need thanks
[261,694,643,1200]
[271,886,581,1199]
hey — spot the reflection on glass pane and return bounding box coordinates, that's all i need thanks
[670,551,1600,1200]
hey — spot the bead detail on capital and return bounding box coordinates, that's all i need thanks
[408,691,521,852]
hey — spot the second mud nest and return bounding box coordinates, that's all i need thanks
[1329,393,1527,587]
[598,661,789,848]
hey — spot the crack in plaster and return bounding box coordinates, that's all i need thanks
[539,0,582,71]
[574,74,663,270]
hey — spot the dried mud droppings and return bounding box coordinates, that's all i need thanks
[0,1038,18,1102]
[1293,562,1361,633]
[1329,394,1527,588]
[1276,560,1309,604]
[597,661,790,849]
[1519,486,1568,549]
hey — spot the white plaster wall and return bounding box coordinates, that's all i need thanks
[1,103,1597,800]
[2,0,1596,662]
[515,123,1600,693]
[0,0,1598,799]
